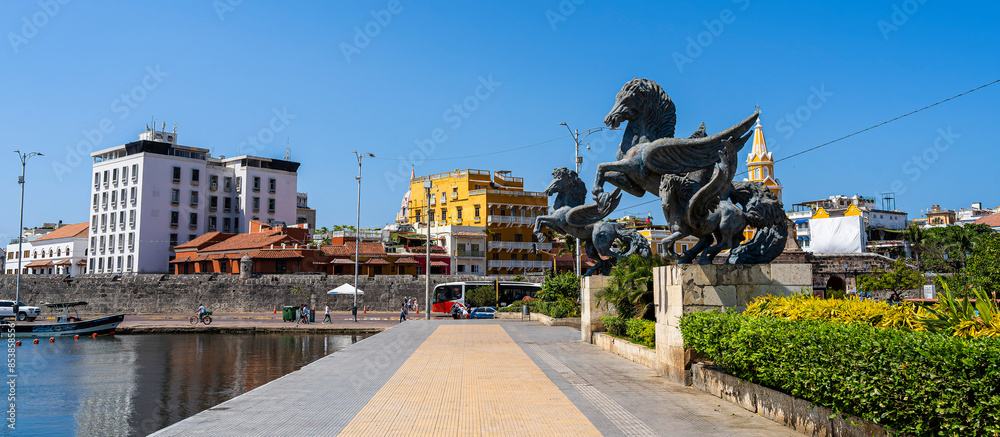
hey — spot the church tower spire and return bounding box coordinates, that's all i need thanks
[745,117,783,202]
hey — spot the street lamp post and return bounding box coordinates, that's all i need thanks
[14,150,43,319]
[423,180,432,320]
[558,123,613,277]
[353,151,374,321]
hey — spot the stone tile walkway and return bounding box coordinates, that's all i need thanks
[151,320,799,436]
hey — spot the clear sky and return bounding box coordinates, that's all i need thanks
[1,1,998,238]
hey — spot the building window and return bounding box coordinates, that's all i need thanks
[209,195,218,211]
[224,177,233,193]
[233,219,239,233]
[514,233,523,242]
[118,234,124,251]
[223,197,232,213]
[100,214,107,230]
[189,213,198,229]
[471,264,480,273]
[130,187,137,205]
[122,166,128,181]
[93,172,100,189]
[208,215,217,231]
[128,232,134,250]
[172,167,181,183]
[92,194,98,211]
[492,253,499,260]
[210,175,218,191]
[223,217,231,232]
[235,176,242,193]
[120,188,126,206]
[268,178,276,193]
[127,255,133,271]
[457,264,466,273]
[102,192,108,209]
[119,211,125,228]
[428,210,435,222]
[415,210,421,223]
[111,190,117,206]
[252,177,260,192]
[131,164,138,181]
[252,197,260,212]
[188,234,196,242]
[112,168,119,185]
[99,236,106,252]
[441,209,447,222]
[456,208,462,220]
[492,233,500,242]
[190,190,199,207]
[170,189,180,205]
[169,233,178,248]
[90,237,96,252]
[170,211,179,227]
[267,198,275,214]
[191,168,200,186]
[129,210,136,227]
[103,170,109,187]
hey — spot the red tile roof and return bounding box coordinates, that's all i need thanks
[331,258,356,264]
[430,260,449,267]
[975,213,1000,227]
[173,232,234,250]
[24,260,53,267]
[322,242,386,258]
[33,223,89,242]
[202,231,299,252]
[247,250,304,259]
[365,258,390,265]
[393,257,420,264]
[453,232,487,238]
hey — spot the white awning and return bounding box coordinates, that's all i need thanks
[327,284,365,295]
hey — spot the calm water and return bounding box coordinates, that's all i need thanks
[4,333,367,436]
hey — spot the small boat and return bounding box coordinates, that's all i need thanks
[15,302,125,337]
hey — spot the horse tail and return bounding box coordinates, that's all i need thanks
[614,226,652,258]
[727,181,788,264]
[686,141,736,224]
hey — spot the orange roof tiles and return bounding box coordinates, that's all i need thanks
[247,250,304,259]
[365,258,390,265]
[202,231,299,252]
[393,257,420,264]
[321,242,387,258]
[975,213,1000,227]
[33,223,89,242]
[174,232,234,250]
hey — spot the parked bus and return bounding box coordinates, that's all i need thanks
[432,281,541,313]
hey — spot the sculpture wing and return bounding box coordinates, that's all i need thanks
[641,113,758,175]
[566,188,622,227]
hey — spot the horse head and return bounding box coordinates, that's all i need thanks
[604,78,677,158]
[546,167,587,210]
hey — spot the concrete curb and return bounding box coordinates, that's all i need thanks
[692,364,892,437]
[592,332,657,370]
[116,326,386,335]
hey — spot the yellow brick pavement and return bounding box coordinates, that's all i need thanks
[339,325,601,436]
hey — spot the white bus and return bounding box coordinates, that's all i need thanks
[432,281,541,313]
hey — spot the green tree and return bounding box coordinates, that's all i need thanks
[962,232,1000,298]
[857,258,924,293]
[539,271,579,302]
[598,254,670,320]
[466,285,497,308]
[903,224,925,264]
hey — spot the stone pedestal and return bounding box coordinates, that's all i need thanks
[653,264,812,385]
[580,275,611,343]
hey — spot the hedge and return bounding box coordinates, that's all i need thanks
[679,311,1000,436]
[601,316,654,348]
[497,299,580,318]
[744,294,928,331]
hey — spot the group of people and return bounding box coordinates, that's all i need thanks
[295,304,334,325]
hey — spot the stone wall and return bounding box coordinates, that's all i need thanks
[0,274,532,314]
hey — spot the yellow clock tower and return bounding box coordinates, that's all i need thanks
[745,118,782,201]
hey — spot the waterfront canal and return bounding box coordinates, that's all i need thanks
[5,333,367,436]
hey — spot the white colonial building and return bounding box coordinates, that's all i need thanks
[18,223,89,275]
[88,125,300,274]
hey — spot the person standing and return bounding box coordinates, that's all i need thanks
[399,302,408,323]
[351,304,358,323]
[323,304,331,324]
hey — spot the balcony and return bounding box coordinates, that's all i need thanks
[455,250,485,258]
[486,215,534,226]
[487,260,549,269]
[487,241,553,251]
[451,192,458,199]
[429,198,436,206]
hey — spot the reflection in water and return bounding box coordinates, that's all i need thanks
[6,333,363,436]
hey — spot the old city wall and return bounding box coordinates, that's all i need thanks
[0,274,532,314]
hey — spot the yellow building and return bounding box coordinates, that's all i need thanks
[746,118,782,201]
[407,169,550,275]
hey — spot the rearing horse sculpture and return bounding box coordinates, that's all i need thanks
[533,168,651,276]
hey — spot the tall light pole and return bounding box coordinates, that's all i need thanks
[558,123,613,277]
[423,179,432,320]
[353,151,374,319]
[14,150,43,318]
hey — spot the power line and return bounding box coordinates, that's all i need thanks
[370,135,570,162]
[614,78,1000,212]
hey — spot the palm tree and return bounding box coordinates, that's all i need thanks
[903,224,925,266]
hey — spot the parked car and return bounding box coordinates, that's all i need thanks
[469,307,497,319]
[0,300,41,322]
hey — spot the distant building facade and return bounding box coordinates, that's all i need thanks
[88,125,300,274]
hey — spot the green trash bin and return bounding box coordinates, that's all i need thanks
[281,306,296,322]
[309,309,315,323]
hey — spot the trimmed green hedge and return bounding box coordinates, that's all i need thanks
[496,299,580,318]
[679,311,1000,436]
[601,316,655,348]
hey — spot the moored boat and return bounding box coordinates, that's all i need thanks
[15,302,125,337]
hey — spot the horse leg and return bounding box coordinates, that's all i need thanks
[593,160,644,203]
[659,231,685,258]
[680,236,713,264]
[533,216,549,241]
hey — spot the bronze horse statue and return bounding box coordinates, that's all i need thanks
[534,168,651,275]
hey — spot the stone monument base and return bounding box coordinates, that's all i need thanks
[653,264,812,385]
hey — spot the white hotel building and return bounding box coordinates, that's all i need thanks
[88,126,300,274]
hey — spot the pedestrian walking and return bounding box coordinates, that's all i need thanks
[323,304,331,324]
[351,304,358,323]
[294,307,303,326]
[399,302,408,323]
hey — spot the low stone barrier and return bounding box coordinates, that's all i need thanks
[692,364,890,437]
[592,332,656,370]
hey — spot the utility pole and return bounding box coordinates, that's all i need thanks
[353,151,374,319]
[14,150,43,319]
[424,180,432,320]
[558,124,613,277]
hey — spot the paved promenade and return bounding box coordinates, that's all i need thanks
[152,320,799,436]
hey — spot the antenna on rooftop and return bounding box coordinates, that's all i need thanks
[284,139,291,160]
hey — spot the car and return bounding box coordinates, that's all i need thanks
[469,307,497,319]
[0,300,41,322]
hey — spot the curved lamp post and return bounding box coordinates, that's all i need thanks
[353,151,374,320]
[14,150,43,318]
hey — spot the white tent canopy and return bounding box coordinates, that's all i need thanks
[327,284,365,295]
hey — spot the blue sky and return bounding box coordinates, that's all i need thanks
[1,1,998,238]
